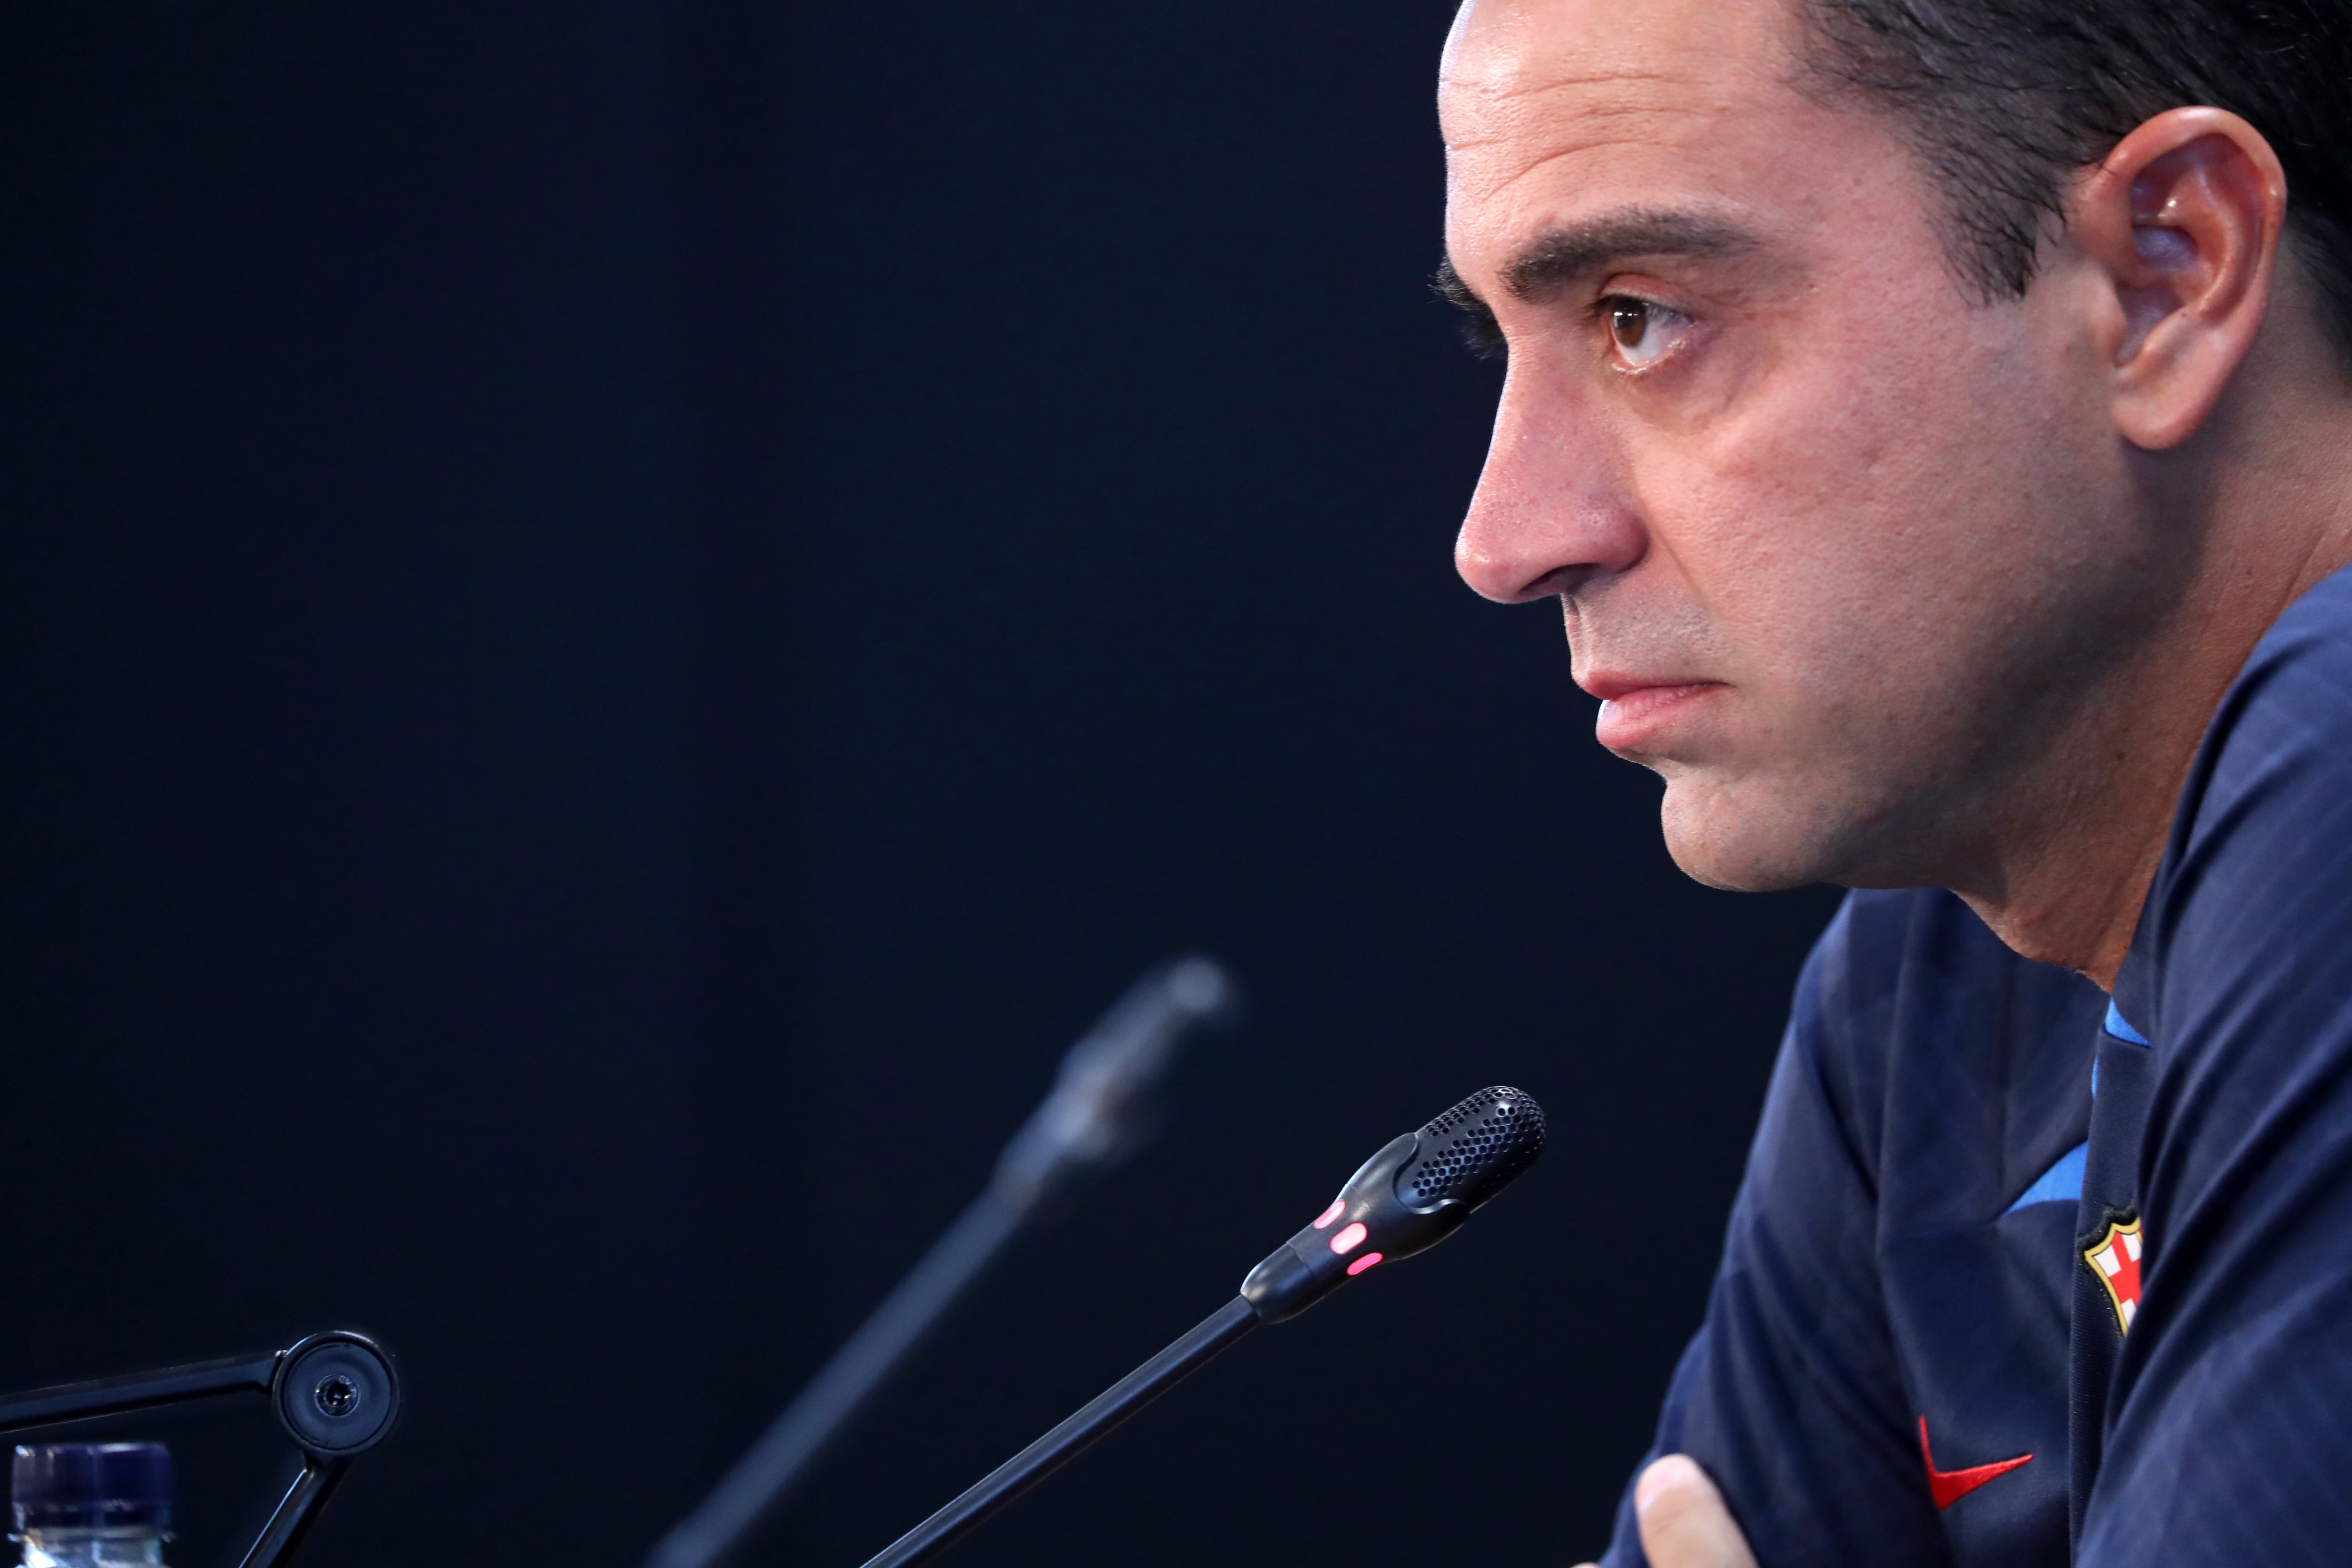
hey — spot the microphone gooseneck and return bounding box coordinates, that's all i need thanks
[857,1085,1546,1568]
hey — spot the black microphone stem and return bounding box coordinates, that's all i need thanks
[839,1086,1545,1568]
[858,1297,1260,1568]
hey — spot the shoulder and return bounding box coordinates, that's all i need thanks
[2125,564,2352,1033]
[2089,573,2352,1561]
[2186,564,2352,820]
[2179,563,2352,841]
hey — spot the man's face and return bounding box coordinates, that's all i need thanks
[1443,0,2153,892]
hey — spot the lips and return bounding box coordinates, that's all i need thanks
[1586,678,1722,752]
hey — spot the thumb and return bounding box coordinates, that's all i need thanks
[1634,1455,1759,1568]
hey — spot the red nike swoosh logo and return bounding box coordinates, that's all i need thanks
[1918,1416,2033,1509]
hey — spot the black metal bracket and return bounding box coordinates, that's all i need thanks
[0,1331,399,1568]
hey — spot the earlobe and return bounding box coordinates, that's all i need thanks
[2073,107,2287,451]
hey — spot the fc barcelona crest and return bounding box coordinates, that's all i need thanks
[2083,1216,2145,1333]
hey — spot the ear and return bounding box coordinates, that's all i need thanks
[2068,106,2288,451]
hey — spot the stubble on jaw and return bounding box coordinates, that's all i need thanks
[1608,258,2170,900]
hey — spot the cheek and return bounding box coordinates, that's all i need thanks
[1638,292,2094,707]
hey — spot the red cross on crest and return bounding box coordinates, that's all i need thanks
[2083,1217,2145,1333]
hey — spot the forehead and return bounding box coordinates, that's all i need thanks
[1441,0,1886,264]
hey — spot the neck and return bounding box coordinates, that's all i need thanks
[1957,355,2352,991]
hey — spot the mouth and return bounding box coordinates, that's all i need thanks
[1583,677,1724,753]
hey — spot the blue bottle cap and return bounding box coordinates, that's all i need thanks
[11,1444,172,1531]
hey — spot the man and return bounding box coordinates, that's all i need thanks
[1436,0,2352,1562]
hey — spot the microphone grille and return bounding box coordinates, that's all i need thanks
[1396,1086,1546,1209]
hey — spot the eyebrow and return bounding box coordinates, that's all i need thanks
[1502,208,1759,301]
[1432,256,1506,358]
[1433,208,1761,358]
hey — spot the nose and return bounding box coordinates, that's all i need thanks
[1454,364,1646,603]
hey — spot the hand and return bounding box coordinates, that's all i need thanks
[1572,1454,1760,1568]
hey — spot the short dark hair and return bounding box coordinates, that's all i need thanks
[1797,0,2352,362]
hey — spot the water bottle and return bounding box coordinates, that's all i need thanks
[10,1444,171,1567]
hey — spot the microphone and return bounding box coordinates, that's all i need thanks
[648,957,1239,1568]
[857,1085,1546,1568]
[1240,1083,1546,1321]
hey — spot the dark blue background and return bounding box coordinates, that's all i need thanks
[0,4,1836,1564]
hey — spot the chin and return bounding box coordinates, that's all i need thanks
[1656,773,1852,893]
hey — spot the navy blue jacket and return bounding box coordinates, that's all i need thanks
[1602,565,2352,1567]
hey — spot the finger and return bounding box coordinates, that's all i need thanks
[1635,1454,1760,1568]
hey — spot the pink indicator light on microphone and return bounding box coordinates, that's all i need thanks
[1328,1221,1369,1255]
[1346,1252,1384,1276]
[1312,1200,1346,1230]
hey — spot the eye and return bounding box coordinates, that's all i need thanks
[1603,295,1692,368]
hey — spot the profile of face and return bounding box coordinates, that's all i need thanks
[1442,0,2179,893]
